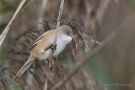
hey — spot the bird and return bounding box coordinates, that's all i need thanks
[12,25,74,83]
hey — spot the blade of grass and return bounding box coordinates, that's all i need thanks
[49,0,65,70]
[0,0,26,48]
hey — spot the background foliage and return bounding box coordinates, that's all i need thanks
[0,0,135,90]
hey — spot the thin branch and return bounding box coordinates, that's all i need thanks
[96,0,110,24]
[15,0,34,20]
[0,0,26,47]
[38,0,48,21]
[51,13,135,90]
[49,0,65,69]
[54,0,65,47]
[44,78,48,90]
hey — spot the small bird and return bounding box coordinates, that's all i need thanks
[13,25,74,83]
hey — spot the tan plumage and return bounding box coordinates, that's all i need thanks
[12,25,74,83]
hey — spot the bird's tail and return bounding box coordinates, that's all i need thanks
[12,54,35,83]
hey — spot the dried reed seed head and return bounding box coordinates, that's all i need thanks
[7,19,101,66]
[4,19,101,90]
[14,19,101,53]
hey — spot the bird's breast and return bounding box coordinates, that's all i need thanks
[53,39,67,56]
[53,35,72,56]
[36,35,72,60]
[37,39,68,60]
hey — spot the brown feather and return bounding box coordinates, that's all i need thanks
[29,30,55,51]
[31,30,55,56]
[12,54,35,83]
[13,25,73,83]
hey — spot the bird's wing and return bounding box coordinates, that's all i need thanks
[29,32,47,50]
[13,30,56,83]
[29,30,55,50]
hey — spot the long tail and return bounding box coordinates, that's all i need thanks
[12,54,35,83]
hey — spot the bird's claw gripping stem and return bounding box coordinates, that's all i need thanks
[49,44,57,71]
[51,44,57,51]
[49,57,54,71]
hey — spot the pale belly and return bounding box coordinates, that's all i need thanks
[38,40,67,60]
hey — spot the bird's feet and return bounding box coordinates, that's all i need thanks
[49,64,54,70]
[49,58,55,71]
[51,44,57,51]
[49,44,57,71]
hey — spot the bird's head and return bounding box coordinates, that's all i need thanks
[58,25,74,42]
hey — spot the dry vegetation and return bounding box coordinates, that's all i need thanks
[0,0,135,90]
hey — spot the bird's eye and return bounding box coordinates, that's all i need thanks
[66,32,70,36]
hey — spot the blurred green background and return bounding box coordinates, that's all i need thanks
[0,0,135,90]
